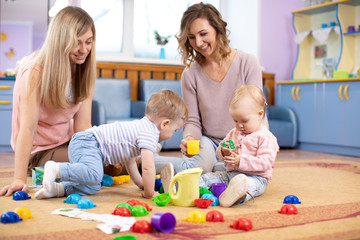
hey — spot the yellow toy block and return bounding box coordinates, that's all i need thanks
[112,175,131,185]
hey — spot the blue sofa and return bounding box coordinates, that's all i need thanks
[138,79,183,150]
[91,78,145,126]
[91,78,184,150]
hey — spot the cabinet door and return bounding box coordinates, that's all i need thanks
[0,80,14,151]
[344,82,360,147]
[276,84,297,110]
[277,83,321,144]
[276,83,322,143]
[323,82,345,145]
[324,81,360,147]
[295,83,322,143]
[0,110,12,147]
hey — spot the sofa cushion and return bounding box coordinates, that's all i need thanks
[139,79,182,101]
[93,78,131,121]
[269,120,296,148]
[138,79,183,150]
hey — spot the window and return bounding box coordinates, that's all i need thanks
[133,0,220,60]
[81,0,124,53]
[81,0,220,61]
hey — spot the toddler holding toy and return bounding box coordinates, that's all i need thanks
[197,85,279,207]
[35,89,188,199]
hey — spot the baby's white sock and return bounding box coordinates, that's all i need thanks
[42,161,60,187]
[35,182,65,199]
[35,161,64,200]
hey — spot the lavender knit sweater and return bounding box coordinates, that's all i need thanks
[181,50,263,145]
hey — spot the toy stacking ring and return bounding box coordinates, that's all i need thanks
[152,193,171,206]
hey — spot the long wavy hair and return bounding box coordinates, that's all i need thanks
[35,6,96,108]
[176,2,231,68]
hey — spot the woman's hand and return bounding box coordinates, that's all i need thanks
[0,179,28,197]
[180,136,195,157]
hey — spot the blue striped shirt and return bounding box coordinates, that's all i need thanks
[88,117,159,165]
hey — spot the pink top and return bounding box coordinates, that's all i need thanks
[11,55,81,154]
[181,50,263,145]
[216,125,279,181]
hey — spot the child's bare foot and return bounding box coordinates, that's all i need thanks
[219,174,248,207]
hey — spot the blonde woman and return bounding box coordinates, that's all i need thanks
[155,3,266,174]
[0,6,96,196]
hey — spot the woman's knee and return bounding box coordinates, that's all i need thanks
[198,136,217,173]
[199,136,215,150]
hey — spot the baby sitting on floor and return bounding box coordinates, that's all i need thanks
[163,85,279,207]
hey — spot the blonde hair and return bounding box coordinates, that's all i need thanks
[145,89,188,123]
[176,2,231,68]
[35,6,96,108]
[230,85,266,118]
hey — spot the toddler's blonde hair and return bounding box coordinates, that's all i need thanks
[146,89,188,123]
[229,85,266,118]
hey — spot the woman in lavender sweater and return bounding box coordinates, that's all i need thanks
[155,2,265,174]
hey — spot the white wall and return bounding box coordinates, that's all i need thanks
[225,0,260,59]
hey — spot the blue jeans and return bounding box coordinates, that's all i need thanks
[59,131,104,196]
[154,136,225,174]
[199,171,268,204]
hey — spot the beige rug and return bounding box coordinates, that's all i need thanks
[0,158,360,240]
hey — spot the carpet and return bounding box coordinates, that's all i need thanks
[0,158,360,240]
